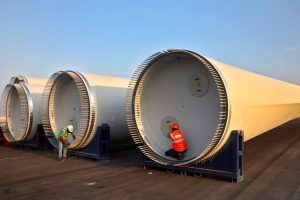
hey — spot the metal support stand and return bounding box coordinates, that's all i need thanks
[0,127,3,144]
[7,124,110,161]
[68,124,111,161]
[12,125,52,150]
[141,130,244,183]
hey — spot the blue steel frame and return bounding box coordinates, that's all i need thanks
[11,125,47,149]
[7,124,111,161]
[0,127,3,144]
[68,124,111,161]
[141,130,244,183]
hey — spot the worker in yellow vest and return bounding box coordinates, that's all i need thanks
[58,125,76,160]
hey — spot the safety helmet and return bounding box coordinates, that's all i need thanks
[171,123,179,130]
[67,125,74,133]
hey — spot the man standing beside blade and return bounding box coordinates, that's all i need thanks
[58,125,76,160]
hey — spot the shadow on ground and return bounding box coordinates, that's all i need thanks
[0,120,300,200]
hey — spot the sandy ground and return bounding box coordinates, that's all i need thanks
[0,120,300,200]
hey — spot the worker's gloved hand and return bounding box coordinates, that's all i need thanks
[72,134,76,140]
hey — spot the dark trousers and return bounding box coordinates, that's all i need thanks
[165,149,187,160]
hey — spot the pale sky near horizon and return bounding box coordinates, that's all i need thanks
[0,0,300,92]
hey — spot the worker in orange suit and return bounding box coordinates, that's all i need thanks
[165,122,188,160]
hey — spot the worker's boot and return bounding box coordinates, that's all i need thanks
[177,153,185,160]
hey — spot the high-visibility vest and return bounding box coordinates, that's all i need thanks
[170,130,188,152]
[59,128,70,144]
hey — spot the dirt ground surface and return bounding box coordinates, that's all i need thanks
[0,120,300,200]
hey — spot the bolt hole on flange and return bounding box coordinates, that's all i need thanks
[161,116,178,137]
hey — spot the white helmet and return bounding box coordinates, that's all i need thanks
[67,125,74,133]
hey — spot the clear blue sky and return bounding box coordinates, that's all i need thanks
[0,0,300,90]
